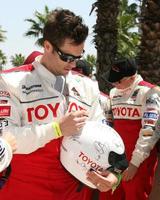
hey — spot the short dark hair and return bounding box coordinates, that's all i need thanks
[43,8,88,47]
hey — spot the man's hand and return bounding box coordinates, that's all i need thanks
[86,170,118,192]
[2,133,17,153]
[122,162,138,181]
[59,110,88,136]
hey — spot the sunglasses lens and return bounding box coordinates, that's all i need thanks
[67,56,76,63]
[60,55,69,62]
[55,45,83,63]
[60,55,78,63]
[60,54,75,62]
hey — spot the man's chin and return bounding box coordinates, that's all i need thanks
[64,70,70,75]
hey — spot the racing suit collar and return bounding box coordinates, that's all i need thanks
[116,74,143,95]
[33,56,57,84]
[33,57,65,94]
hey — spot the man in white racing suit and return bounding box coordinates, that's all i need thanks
[0,8,126,200]
[101,58,160,200]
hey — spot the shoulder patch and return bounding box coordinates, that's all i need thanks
[0,105,11,117]
[1,64,34,74]
[138,81,155,88]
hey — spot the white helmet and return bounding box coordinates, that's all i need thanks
[0,138,13,172]
[60,121,125,188]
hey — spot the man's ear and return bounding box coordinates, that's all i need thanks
[44,40,53,53]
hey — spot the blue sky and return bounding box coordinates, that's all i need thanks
[0,0,135,66]
[0,0,96,66]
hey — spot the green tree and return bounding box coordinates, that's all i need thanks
[25,5,50,46]
[92,0,140,92]
[0,50,7,69]
[84,54,96,66]
[0,26,6,42]
[84,54,97,74]
[0,26,7,68]
[117,0,140,58]
[10,53,25,67]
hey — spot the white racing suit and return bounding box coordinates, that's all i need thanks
[102,74,160,200]
[71,70,113,127]
[0,59,109,200]
[99,92,113,127]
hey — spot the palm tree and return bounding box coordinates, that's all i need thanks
[25,5,50,46]
[10,53,25,67]
[84,54,97,75]
[84,54,96,66]
[117,0,140,58]
[138,0,160,85]
[92,0,120,92]
[0,50,7,69]
[92,0,140,92]
[0,26,7,67]
[0,26,6,42]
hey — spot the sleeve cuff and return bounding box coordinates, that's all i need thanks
[130,154,143,167]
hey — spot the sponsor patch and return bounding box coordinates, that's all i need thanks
[144,119,155,125]
[0,100,8,104]
[22,89,43,95]
[0,119,8,128]
[0,106,11,117]
[112,106,141,119]
[27,103,60,122]
[71,87,80,97]
[131,89,139,100]
[0,91,10,98]
[143,112,158,119]
[112,95,122,99]
[22,84,43,95]
[22,84,42,90]
[146,97,158,105]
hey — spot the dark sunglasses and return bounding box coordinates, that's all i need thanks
[54,45,85,63]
